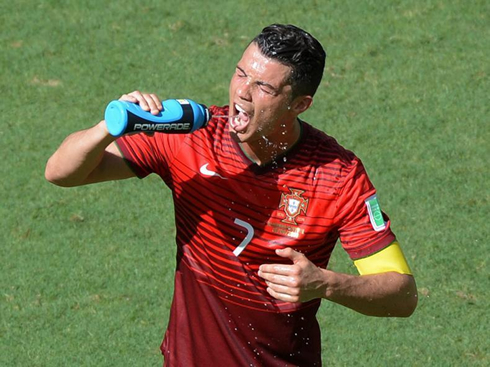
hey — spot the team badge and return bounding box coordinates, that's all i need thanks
[279,188,309,225]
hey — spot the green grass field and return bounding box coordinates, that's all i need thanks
[1,0,488,365]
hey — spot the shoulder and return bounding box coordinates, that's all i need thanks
[300,121,360,172]
[209,105,229,116]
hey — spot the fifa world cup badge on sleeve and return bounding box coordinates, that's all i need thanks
[365,195,386,231]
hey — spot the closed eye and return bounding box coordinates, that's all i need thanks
[257,81,277,95]
[236,66,247,77]
[235,66,279,95]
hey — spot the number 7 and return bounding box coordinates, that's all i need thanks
[233,218,254,256]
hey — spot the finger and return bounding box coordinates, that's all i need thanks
[148,93,163,111]
[129,91,150,111]
[259,264,296,277]
[259,271,298,287]
[276,247,304,263]
[143,93,161,115]
[265,281,300,297]
[266,286,299,303]
[119,93,138,103]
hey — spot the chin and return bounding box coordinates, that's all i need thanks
[229,129,246,143]
[229,127,255,144]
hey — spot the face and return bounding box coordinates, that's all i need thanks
[228,43,300,148]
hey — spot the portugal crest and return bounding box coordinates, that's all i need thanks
[279,188,309,225]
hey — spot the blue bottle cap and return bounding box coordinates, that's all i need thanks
[105,101,129,137]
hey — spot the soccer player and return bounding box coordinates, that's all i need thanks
[45,24,417,366]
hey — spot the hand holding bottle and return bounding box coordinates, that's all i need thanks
[104,91,211,137]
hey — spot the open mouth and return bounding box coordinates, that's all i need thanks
[230,104,251,132]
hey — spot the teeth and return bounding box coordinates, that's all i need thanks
[235,104,246,114]
[231,103,251,132]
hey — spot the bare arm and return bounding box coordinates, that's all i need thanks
[45,120,134,186]
[45,91,163,187]
[258,248,417,317]
[321,269,416,317]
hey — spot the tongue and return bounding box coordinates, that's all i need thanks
[230,111,250,132]
[238,111,249,123]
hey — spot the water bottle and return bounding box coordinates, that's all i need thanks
[104,98,211,137]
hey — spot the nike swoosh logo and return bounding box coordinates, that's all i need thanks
[200,163,227,179]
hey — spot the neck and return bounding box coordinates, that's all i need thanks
[239,118,302,166]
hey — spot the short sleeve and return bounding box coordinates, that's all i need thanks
[334,158,396,260]
[115,132,188,182]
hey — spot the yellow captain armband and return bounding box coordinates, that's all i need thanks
[354,241,413,275]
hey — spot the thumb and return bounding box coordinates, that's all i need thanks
[276,247,304,263]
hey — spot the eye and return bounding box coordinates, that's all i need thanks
[258,83,276,95]
[235,67,246,77]
[260,87,273,95]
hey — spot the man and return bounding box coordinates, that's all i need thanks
[46,24,417,366]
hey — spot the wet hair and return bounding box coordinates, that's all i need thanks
[251,24,326,98]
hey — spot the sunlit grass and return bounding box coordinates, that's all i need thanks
[1,0,488,366]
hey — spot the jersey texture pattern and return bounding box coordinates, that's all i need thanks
[116,106,396,366]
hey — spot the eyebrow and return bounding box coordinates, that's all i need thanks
[236,65,279,93]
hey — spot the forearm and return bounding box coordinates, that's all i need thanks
[324,270,417,317]
[45,120,116,187]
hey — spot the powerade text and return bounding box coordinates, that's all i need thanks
[133,123,191,132]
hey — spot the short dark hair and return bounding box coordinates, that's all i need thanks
[252,24,326,98]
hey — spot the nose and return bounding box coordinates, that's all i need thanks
[237,79,252,101]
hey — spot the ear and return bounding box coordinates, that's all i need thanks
[290,95,313,115]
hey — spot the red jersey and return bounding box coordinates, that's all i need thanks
[116,105,395,367]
